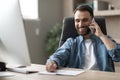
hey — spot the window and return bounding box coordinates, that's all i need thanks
[19,0,38,19]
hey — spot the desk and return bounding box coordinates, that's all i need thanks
[0,64,120,80]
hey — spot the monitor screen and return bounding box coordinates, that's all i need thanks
[0,0,31,67]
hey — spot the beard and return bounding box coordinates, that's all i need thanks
[76,26,91,36]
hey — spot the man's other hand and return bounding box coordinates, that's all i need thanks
[46,60,57,72]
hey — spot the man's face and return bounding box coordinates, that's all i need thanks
[74,10,92,36]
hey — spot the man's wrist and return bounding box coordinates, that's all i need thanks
[99,34,105,39]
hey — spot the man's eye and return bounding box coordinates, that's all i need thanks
[75,19,80,22]
[83,19,89,22]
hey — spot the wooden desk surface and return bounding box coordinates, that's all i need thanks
[0,64,120,80]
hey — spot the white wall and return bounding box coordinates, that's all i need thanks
[62,0,73,17]
[24,0,62,64]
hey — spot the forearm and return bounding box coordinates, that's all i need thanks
[99,34,116,50]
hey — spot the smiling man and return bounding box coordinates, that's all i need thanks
[46,4,120,72]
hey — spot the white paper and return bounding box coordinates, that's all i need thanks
[39,70,85,76]
[0,72,15,77]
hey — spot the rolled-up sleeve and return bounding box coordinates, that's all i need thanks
[108,44,120,62]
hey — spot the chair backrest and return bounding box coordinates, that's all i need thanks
[59,17,107,46]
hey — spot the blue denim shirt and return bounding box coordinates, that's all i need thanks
[49,35,120,72]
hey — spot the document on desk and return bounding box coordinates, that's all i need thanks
[39,70,85,76]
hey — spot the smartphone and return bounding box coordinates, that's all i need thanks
[90,18,95,34]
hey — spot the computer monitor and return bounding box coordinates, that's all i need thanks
[0,0,31,67]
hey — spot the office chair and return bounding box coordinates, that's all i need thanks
[59,17,107,46]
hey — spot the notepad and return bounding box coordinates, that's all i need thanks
[39,70,85,76]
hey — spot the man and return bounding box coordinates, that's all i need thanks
[46,5,120,72]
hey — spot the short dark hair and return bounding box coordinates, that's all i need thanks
[74,4,94,17]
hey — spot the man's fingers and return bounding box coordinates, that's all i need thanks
[46,60,57,72]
